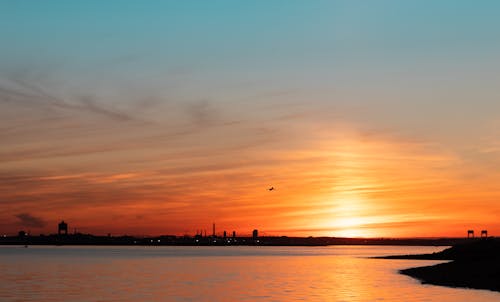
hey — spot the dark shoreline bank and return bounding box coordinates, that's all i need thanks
[401,260,500,292]
[379,238,500,292]
[0,234,469,246]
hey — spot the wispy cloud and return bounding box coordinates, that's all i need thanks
[185,99,219,127]
[15,213,46,228]
[0,76,136,122]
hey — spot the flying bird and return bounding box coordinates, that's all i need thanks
[268,187,275,191]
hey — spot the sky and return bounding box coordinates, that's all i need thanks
[1,0,500,237]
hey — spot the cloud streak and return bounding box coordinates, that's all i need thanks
[15,213,46,228]
[0,76,136,122]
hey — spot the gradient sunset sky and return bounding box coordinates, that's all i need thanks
[2,1,500,237]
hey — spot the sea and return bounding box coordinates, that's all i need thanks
[0,245,499,301]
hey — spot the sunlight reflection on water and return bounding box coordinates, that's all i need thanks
[0,245,499,302]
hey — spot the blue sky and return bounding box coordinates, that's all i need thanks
[3,1,500,81]
[2,1,500,121]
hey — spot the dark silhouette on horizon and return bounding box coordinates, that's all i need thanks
[1,221,493,247]
[58,221,68,235]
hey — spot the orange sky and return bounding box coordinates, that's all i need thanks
[2,116,500,237]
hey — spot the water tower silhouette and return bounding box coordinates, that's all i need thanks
[58,221,68,235]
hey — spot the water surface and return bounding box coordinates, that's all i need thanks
[1,245,498,301]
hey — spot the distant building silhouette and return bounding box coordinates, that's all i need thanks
[18,230,27,237]
[223,231,227,238]
[481,230,488,238]
[467,229,474,238]
[58,221,68,235]
[232,231,236,238]
[252,229,258,239]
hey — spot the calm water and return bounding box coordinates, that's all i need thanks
[1,245,499,301]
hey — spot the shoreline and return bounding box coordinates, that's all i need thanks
[0,234,470,247]
[401,260,500,292]
[379,238,500,293]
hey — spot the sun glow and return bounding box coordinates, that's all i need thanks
[326,194,374,237]
[335,228,371,238]
[333,216,369,238]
